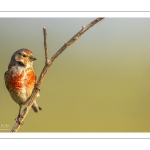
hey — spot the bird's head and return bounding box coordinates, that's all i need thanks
[9,48,36,69]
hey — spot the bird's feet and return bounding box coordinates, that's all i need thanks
[35,84,40,91]
[15,115,24,125]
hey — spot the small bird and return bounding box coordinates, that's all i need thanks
[4,48,42,123]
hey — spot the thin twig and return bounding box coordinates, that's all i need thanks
[43,27,49,64]
[10,17,104,132]
[51,18,104,63]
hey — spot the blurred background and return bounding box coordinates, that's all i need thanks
[1,18,150,132]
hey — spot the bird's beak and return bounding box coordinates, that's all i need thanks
[30,56,36,61]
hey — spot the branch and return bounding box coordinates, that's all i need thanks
[51,18,104,62]
[10,17,104,132]
[43,27,49,63]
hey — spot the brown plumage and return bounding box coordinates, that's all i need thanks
[4,48,42,119]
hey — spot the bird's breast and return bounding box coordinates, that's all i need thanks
[6,66,36,96]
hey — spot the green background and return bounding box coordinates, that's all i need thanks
[1,18,150,132]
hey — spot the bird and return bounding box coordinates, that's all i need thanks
[4,48,42,123]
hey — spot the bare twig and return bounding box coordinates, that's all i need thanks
[10,17,104,132]
[43,27,49,63]
[51,18,104,63]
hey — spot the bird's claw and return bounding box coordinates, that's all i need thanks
[35,84,40,91]
[15,115,24,125]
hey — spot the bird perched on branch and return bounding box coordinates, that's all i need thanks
[4,48,42,123]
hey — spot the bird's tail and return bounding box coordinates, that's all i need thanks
[32,101,42,112]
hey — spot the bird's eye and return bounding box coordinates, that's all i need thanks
[23,54,27,57]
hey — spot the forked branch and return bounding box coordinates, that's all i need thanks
[11,17,104,132]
